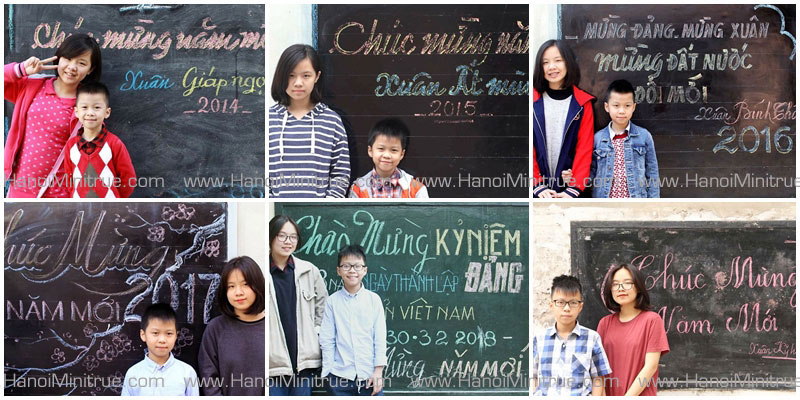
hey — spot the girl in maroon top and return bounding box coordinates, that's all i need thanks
[597,264,670,396]
[4,34,102,197]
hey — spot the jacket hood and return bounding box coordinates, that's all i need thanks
[533,86,595,107]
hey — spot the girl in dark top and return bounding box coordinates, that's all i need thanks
[199,256,266,395]
[532,39,596,198]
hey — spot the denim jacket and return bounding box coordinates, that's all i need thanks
[590,122,660,198]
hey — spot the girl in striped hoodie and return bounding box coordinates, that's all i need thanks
[269,44,351,198]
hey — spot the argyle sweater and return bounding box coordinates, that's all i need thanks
[62,129,136,198]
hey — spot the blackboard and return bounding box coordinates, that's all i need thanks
[275,203,528,395]
[4,4,265,198]
[571,221,796,389]
[560,4,796,197]
[316,5,529,198]
[4,202,228,395]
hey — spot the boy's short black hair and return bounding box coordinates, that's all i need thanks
[605,79,635,102]
[76,81,110,106]
[56,33,102,83]
[271,44,322,106]
[337,244,367,266]
[551,275,582,298]
[368,118,410,150]
[141,303,177,331]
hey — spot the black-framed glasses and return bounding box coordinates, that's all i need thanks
[553,300,583,308]
[612,281,634,291]
[338,264,366,271]
[277,233,298,243]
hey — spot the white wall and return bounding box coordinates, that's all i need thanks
[267,4,314,99]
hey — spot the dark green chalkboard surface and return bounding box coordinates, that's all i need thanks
[572,221,795,389]
[4,202,227,395]
[560,4,796,197]
[275,203,529,395]
[316,5,529,197]
[4,4,265,198]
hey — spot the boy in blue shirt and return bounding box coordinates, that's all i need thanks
[121,303,199,396]
[589,79,660,198]
[320,245,388,395]
[532,275,611,396]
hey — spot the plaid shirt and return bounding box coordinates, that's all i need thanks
[368,168,403,198]
[77,126,109,156]
[533,321,612,396]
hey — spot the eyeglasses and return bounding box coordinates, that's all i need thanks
[612,282,634,291]
[338,264,366,271]
[276,233,298,243]
[552,300,583,308]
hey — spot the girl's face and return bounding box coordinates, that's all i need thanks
[57,51,93,86]
[541,46,567,90]
[286,58,320,106]
[226,268,256,316]
[270,222,297,259]
[611,267,638,308]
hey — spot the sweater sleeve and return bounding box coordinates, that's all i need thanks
[566,103,595,197]
[531,146,550,197]
[198,321,223,396]
[325,118,351,198]
[112,137,136,198]
[62,137,76,194]
[313,266,329,332]
[4,63,28,102]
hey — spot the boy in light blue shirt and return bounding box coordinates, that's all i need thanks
[121,303,199,396]
[320,245,388,396]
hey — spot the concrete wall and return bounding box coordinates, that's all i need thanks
[531,201,796,395]
[233,202,266,269]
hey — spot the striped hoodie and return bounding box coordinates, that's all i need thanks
[268,102,351,198]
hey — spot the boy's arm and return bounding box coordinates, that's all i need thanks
[369,296,388,395]
[644,133,660,198]
[197,325,222,396]
[319,299,336,377]
[590,336,612,396]
[186,366,200,396]
[120,369,134,396]
[531,336,539,392]
[112,139,136,198]
[326,125,351,198]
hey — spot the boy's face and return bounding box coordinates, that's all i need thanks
[550,289,583,327]
[368,134,405,178]
[337,254,367,289]
[74,92,111,131]
[604,91,636,128]
[139,317,177,363]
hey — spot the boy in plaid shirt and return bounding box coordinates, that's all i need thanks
[533,275,612,396]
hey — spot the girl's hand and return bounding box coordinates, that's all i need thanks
[22,56,58,75]
[554,191,573,198]
[537,189,557,198]
[561,169,574,185]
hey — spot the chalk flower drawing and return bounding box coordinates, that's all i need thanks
[50,347,65,363]
[148,225,166,242]
[203,239,220,258]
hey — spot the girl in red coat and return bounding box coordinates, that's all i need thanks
[532,40,595,198]
[4,34,102,197]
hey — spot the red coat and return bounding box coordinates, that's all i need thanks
[4,63,80,182]
[532,86,595,197]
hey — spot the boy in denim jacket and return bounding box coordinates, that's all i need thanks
[589,79,659,198]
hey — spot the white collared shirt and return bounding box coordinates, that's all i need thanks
[320,284,388,380]
[607,121,632,140]
[121,352,199,396]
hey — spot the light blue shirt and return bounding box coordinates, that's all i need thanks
[121,352,200,396]
[320,284,388,380]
